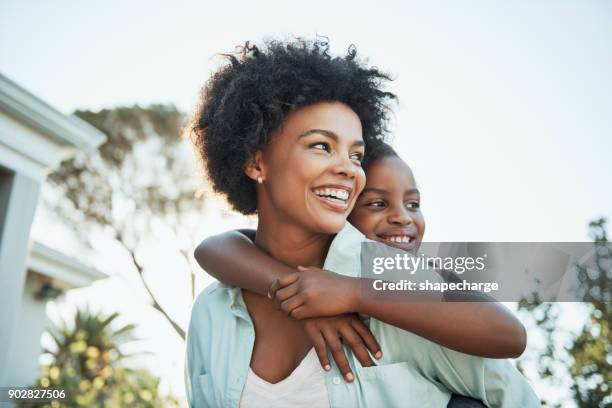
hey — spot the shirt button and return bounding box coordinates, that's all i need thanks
[332,377,341,385]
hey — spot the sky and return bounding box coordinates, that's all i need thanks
[2,0,611,405]
[2,0,611,242]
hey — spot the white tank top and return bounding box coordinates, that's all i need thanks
[239,347,330,408]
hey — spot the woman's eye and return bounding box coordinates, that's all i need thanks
[350,152,364,162]
[310,142,330,152]
[406,201,420,209]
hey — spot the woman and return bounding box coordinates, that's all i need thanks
[185,39,539,407]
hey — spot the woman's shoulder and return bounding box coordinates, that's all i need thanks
[187,282,244,343]
[191,282,235,318]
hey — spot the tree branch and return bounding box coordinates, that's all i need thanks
[113,227,186,340]
[177,247,197,301]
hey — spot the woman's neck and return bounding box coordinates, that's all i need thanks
[254,220,333,269]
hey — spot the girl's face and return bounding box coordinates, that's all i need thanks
[348,156,425,252]
[253,101,366,234]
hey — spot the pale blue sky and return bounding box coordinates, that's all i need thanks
[2,0,611,241]
[2,1,611,405]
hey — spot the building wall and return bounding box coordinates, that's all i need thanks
[0,74,106,387]
[0,169,40,386]
[0,166,11,249]
[4,273,49,386]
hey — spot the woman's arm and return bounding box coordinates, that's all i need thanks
[194,229,293,296]
[269,268,526,358]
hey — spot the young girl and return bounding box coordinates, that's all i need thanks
[194,143,528,400]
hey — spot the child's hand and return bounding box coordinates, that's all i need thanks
[268,266,361,319]
[301,314,382,381]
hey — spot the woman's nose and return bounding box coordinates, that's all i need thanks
[331,154,356,178]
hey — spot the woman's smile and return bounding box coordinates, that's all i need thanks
[311,184,353,213]
[252,101,366,235]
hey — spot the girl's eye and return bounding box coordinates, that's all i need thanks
[366,200,386,208]
[310,142,330,152]
[406,201,420,209]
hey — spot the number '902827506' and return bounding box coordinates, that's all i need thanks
[0,387,68,402]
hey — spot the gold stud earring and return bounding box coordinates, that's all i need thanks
[257,176,263,184]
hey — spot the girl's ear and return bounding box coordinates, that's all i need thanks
[244,150,265,182]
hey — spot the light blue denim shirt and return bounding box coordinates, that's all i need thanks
[185,223,540,407]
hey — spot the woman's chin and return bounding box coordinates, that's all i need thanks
[312,217,347,235]
[302,203,349,234]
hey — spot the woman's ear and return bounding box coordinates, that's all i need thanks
[244,150,265,183]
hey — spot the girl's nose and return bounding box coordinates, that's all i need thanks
[388,206,413,225]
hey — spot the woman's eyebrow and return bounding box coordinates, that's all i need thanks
[404,188,420,195]
[297,129,365,147]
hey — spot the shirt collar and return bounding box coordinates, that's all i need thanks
[323,221,366,278]
[219,282,251,320]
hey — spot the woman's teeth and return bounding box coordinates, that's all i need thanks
[385,236,413,244]
[313,188,349,203]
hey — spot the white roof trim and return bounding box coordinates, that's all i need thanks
[0,73,106,151]
[27,241,108,289]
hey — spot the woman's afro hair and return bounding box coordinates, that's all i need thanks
[192,38,397,214]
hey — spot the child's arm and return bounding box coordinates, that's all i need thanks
[195,229,291,296]
[269,268,526,358]
[359,288,526,358]
[194,230,382,382]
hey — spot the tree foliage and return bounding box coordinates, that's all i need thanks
[47,105,207,339]
[518,218,611,408]
[27,308,179,407]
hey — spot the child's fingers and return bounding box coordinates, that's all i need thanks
[338,325,375,368]
[274,283,300,303]
[297,265,321,272]
[321,328,354,383]
[278,295,305,317]
[267,273,299,299]
[287,305,311,320]
[310,331,331,371]
[351,318,382,360]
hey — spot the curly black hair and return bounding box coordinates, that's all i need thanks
[361,141,399,171]
[192,38,397,214]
